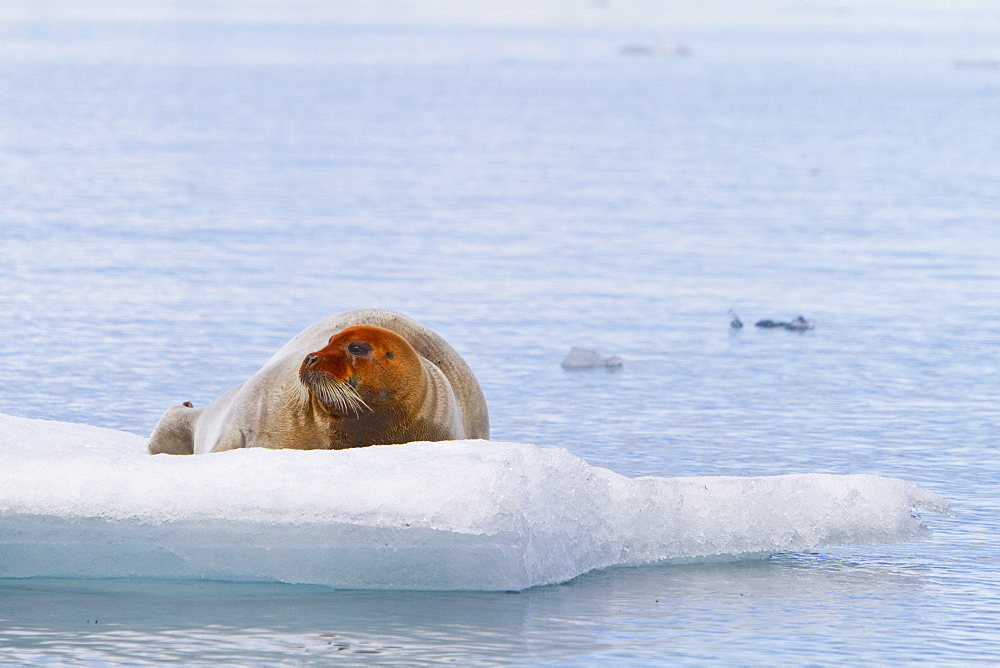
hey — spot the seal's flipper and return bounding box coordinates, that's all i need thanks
[148,403,198,455]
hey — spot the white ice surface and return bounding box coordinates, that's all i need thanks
[0,413,950,590]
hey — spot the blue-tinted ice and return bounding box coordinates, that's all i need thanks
[0,413,949,590]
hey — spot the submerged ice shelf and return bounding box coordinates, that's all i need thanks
[0,413,950,591]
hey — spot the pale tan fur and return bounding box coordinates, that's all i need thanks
[148,309,489,454]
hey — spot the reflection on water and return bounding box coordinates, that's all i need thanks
[0,551,968,664]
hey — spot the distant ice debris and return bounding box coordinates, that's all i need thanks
[754,316,815,331]
[954,58,1000,70]
[620,43,691,58]
[728,310,813,331]
[561,347,623,370]
[0,413,949,591]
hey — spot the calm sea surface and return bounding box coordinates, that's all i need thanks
[1,1,998,663]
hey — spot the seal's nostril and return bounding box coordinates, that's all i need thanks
[304,355,319,367]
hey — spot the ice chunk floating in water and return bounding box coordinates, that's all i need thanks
[0,414,949,591]
[561,347,624,370]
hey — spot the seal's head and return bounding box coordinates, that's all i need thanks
[298,325,425,418]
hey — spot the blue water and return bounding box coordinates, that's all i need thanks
[1,1,998,663]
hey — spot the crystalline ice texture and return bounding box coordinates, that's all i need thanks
[0,414,949,590]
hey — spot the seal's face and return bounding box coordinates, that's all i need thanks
[298,325,421,418]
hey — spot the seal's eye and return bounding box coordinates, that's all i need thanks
[347,342,372,356]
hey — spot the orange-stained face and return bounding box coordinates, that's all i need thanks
[298,325,420,417]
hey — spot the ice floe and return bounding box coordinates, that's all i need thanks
[0,413,949,590]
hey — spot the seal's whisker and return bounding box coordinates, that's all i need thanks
[283,381,312,411]
[307,374,372,417]
[341,382,372,417]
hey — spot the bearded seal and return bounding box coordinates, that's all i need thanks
[148,309,489,454]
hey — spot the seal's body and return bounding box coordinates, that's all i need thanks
[148,309,489,454]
